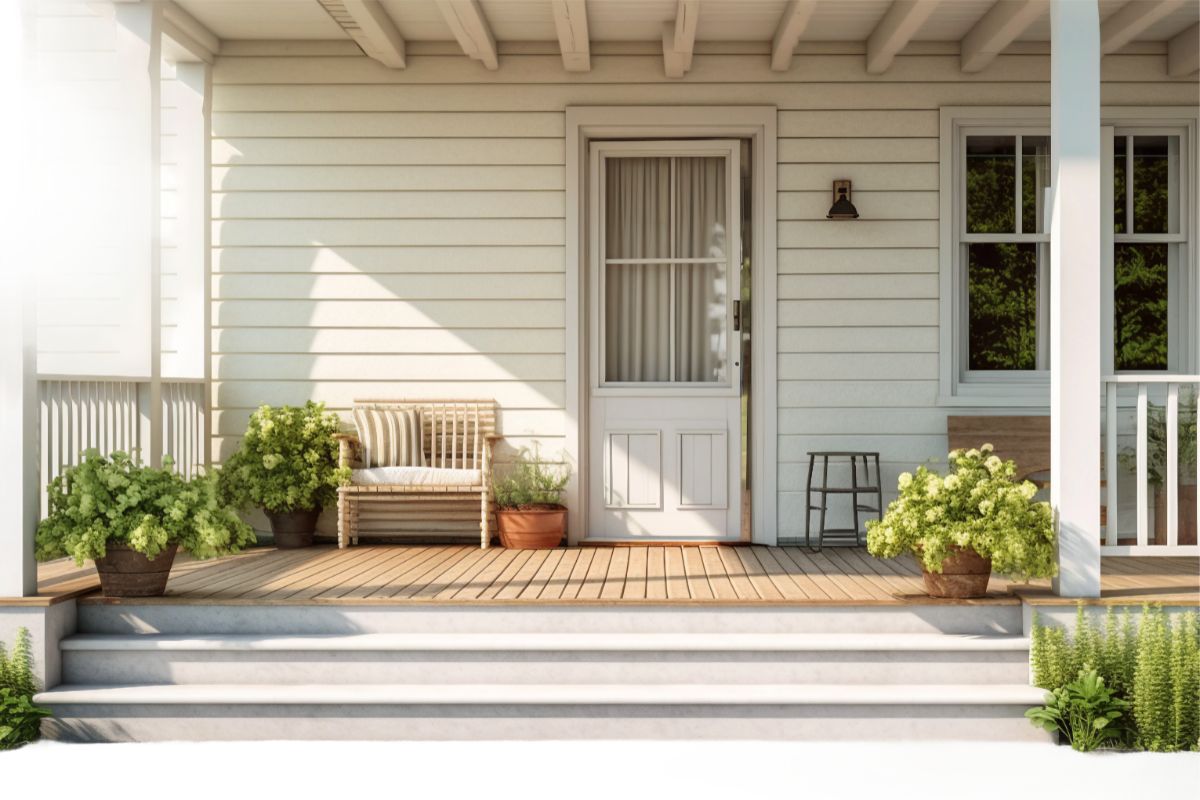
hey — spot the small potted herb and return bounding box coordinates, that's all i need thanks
[35,450,255,597]
[218,402,349,548]
[493,448,569,549]
[866,445,1057,598]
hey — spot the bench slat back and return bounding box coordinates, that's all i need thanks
[352,399,497,470]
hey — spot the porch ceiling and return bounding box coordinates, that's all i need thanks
[173,0,1200,75]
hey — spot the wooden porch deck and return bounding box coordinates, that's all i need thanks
[27,544,1200,606]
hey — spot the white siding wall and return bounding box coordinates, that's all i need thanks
[210,40,1197,540]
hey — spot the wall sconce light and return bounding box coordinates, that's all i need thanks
[826,180,859,220]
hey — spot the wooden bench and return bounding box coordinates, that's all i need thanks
[336,400,500,549]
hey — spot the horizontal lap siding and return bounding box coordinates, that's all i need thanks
[210,47,1197,535]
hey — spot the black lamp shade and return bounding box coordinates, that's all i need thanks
[827,180,859,220]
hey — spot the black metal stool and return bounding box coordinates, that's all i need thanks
[805,451,883,550]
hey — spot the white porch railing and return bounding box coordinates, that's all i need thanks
[1103,375,1200,556]
[38,376,208,516]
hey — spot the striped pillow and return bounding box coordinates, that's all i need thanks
[352,407,425,468]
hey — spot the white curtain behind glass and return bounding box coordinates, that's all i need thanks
[604,155,727,383]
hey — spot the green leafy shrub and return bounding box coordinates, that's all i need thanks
[866,445,1057,579]
[36,451,256,565]
[493,448,570,510]
[1026,667,1132,751]
[0,629,50,750]
[1030,605,1200,751]
[218,402,349,514]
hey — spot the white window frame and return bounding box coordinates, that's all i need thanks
[939,106,1199,406]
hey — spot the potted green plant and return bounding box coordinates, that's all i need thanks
[493,448,569,549]
[218,402,349,548]
[35,450,255,597]
[1119,393,1197,546]
[866,445,1057,598]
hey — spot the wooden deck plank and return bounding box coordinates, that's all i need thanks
[719,547,766,600]
[187,548,330,599]
[624,547,648,600]
[836,548,916,598]
[315,546,428,599]
[339,547,440,599]
[781,548,869,601]
[537,547,580,600]
[262,546,383,601]
[600,547,630,600]
[517,548,565,599]
[645,546,668,600]
[796,548,893,601]
[166,548,314,596]
[576,547,612,600]
[560,547,595,599]
[681,546,714,600]
[699,547,740,600]
[479,549,536,600]
[449,547,520,600]
[409,547,498,600]
[734,548,784,600]
[748,546,814,600]
[386,546,478,599]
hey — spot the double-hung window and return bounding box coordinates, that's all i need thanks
[940,109,1197,403]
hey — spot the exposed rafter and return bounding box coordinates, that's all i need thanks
[771,0,818,72]
[437,0,499,70]
[343,1,407,68]
[1167,22,1199,76]
[550,0,590,72]
[960,0,1046,73]
[161,1,220,63]
[866,0,940,74]
[1100,0,1186,54]
[662,0,699,79]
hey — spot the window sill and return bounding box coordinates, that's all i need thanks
[938,382,1050,408]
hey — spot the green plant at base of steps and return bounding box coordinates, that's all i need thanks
[0,628,51,750]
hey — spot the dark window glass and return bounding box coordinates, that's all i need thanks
[966,136,1015,233]
[1114,136,1127,234]
[968,243,1039,370]
[1132,136,1170,234]
[1114,243,1168,371]
[1021,136,1050,233]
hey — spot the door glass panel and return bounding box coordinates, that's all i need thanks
[966,136,1015,233]
[605,262,670,382]
[673,157,727,260]
[1132,136,1177,234]
[674,262,728,382]
[1114,243,1169,371]
[605,157,670,259]
[1021,136,1050,233]
[967,243,1039,370]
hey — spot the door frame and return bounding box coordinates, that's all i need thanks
[565,106,778,545]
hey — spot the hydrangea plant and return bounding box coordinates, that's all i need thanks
[35,450,255,566]
[866,444,1057,580]
[218,402,349,514]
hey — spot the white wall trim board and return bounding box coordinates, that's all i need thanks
[565,106,778,545]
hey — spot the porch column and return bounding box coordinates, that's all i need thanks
[1049,0,1102,597]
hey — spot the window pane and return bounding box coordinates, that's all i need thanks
[605,263,670,382]
[674,156,727,260]
[1132,136,1176,234]
[1114,136,1127,234]
[1114,243,1168,371]
[675,262,728,383]
[605,157,670,259]
[1021,136,1050,233]
[966,136,1015,233]
[968,243,1039,370]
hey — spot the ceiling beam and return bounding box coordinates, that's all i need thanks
[662,0,699,79]
[551,0,590,72]
[771,0,818,72]
[960,0,1046,73]
[1167,22,1199,76]
[161,1,220,63]
[342,1,406,68]
[1100,0,1185,54]
[866,0,940,74]
[436,0,499,70]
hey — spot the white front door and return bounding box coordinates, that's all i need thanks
[586,140,743,540]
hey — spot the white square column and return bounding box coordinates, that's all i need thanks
[1049,0,1102,597]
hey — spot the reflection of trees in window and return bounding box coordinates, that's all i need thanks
[1115,243,1168,371]
[966,137,1014,233]
[968,243,1038,370]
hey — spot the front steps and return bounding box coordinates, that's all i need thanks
[37,602,1049,742]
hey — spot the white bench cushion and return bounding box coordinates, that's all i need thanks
[351,466,483,487]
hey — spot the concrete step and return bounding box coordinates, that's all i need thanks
[37,682,1051,742]
[76,601,1024,636]
[60,632,1032,685]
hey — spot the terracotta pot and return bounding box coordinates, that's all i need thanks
[920,546,992,599]
[94,542,179,598]
[1153,485,1197,546]
[266,508,320,548]
[497,507,566,549]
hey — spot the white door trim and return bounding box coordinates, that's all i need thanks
[565,105,778,545]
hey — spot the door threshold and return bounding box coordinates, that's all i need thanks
[577,538,749,547]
